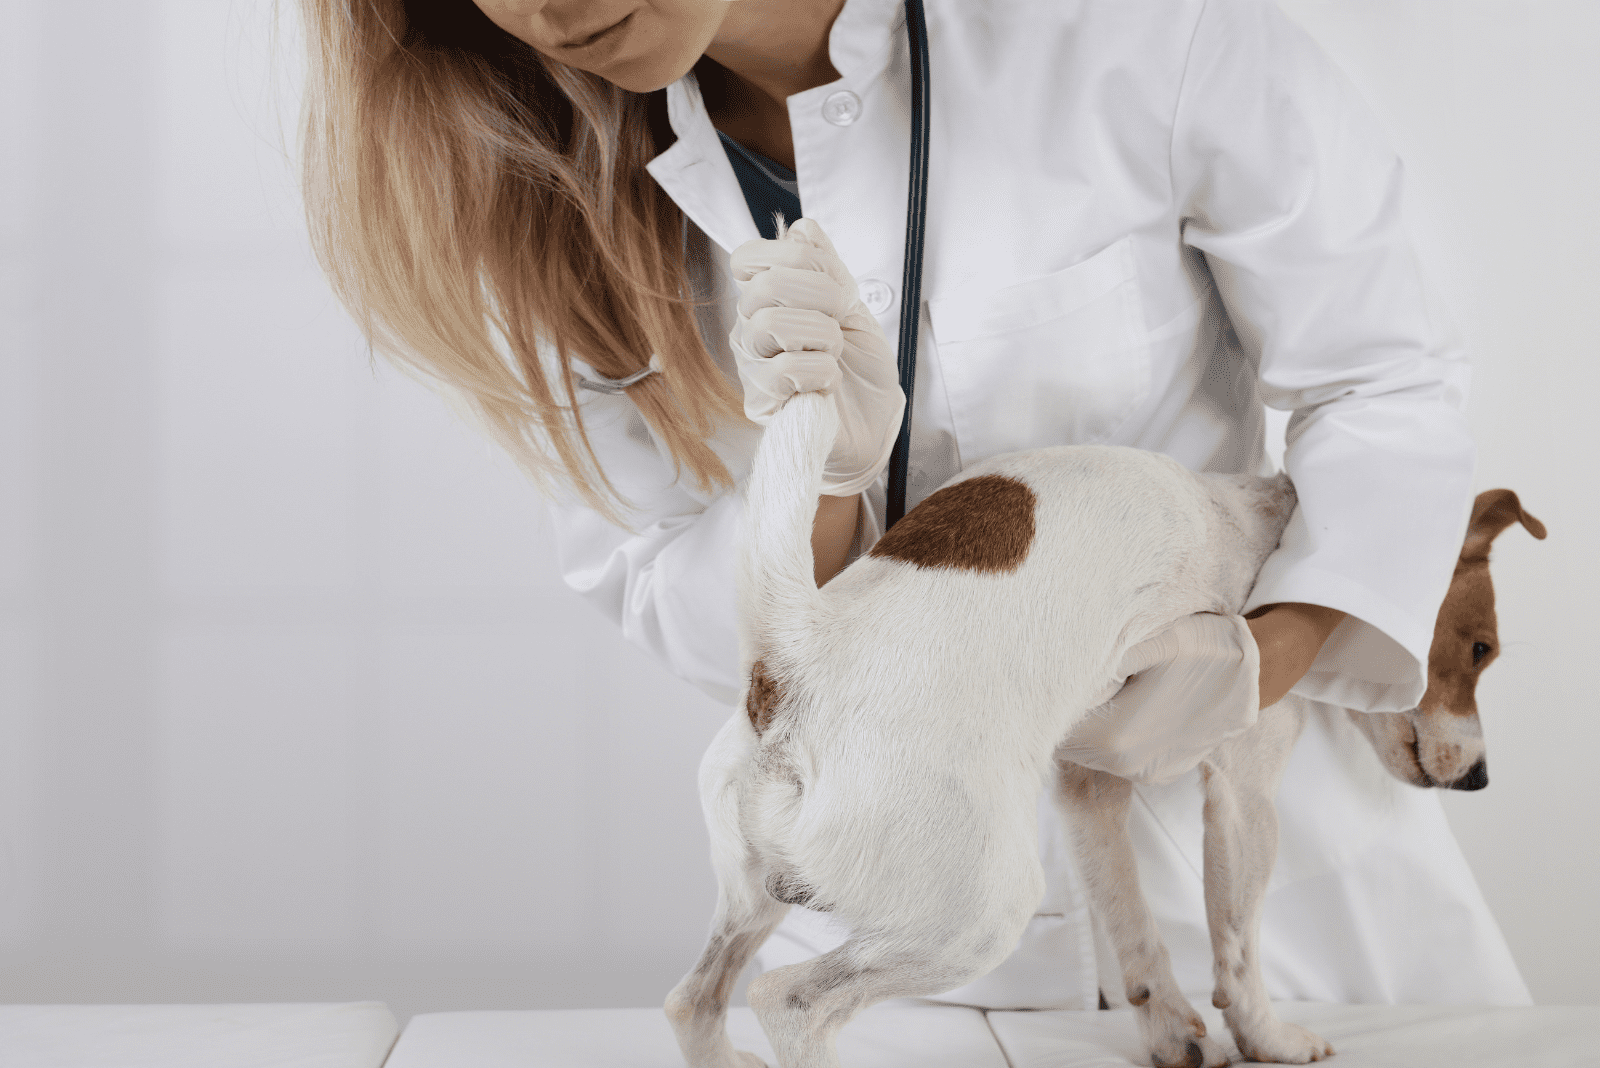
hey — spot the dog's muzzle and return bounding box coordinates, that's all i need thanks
[1447,759,1489,791]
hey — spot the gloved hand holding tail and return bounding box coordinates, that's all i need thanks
[729,217,905,498]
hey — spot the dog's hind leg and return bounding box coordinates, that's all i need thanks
[1201,700,1333,1064]
[743,813,1042,1068]
[667,717,790,1068]
[744,909,1032,1068]
[1054,760,1230,1068]
[666,889,788,1068]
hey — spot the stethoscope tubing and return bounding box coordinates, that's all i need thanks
[885,0,931,529]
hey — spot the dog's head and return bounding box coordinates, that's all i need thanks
[1347,489,1546,791]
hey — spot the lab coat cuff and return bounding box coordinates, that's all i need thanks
[1243,561,1429,713]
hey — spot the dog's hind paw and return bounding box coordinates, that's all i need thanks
[1233,1019,1334,1064]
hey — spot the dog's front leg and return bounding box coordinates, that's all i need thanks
[1055,760,1229,1068]
[1201,702,1333,1063]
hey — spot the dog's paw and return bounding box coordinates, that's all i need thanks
[1233,1019,1333,1064]
[689,1052,767,1068]
[1138,997,1231,1068]
[1150,1032,1231,1068]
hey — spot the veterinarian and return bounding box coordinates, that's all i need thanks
[298,0,1531,1009]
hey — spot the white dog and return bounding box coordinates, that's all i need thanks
[666,386,1304,1068]
[665,375,1545,1066]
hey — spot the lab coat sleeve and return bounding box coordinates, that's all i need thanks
[1171,0,1476,712]
[542,383,749,707]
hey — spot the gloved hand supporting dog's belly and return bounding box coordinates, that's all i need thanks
[1058,612,1262,786]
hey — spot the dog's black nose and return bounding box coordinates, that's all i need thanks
[1449,759,1489,791]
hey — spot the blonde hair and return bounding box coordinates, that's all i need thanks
[297,0,745,524]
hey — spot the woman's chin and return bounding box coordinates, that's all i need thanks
[599,52,700,95]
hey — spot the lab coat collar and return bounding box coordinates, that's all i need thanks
[825,0,906,80]
[645,0,906,255]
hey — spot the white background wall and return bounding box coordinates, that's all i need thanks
[0,0,1594,1025]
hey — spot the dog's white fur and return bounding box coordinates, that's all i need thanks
[666,391,1312,1068]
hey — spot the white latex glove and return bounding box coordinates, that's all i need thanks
[728,217,905,497]
[1057,612,1261,786]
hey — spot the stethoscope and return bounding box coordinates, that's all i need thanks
[887,0,931,530]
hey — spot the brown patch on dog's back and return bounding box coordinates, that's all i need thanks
[868,474,1036,573]
[746,659,784,736]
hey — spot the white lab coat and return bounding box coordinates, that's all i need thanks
[548,0,1531,1007]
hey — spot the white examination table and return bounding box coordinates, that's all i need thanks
[0,1002,399,1068]
[4,998,1591,1065]
[384,999,1600,1068]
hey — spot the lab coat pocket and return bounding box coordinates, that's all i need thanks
[929,235,1151,464]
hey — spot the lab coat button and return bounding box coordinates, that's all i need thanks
[859,279,895,314]
[822,90,862,126]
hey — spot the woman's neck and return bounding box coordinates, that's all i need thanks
[693,58,797,171]
[696,0,846,171]
[703,0,847,106]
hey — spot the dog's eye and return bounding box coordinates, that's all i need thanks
[1472,641,1492,665]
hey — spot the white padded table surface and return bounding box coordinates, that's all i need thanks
[0,1002,399,1068]
[987,1002,1600,1068]
[384,1000,1600,1068]
[383,999,1008,1068]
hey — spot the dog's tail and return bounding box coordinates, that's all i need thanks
[741,389,840,654]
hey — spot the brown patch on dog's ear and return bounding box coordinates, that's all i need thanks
[746,659,784,736]
[1462,489,1547,561]
[1422,558,1494,718]
[868,474,1036,572]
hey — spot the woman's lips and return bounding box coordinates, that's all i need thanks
[562,11,634,51]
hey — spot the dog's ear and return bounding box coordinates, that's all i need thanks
[1461,489,1547,562]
